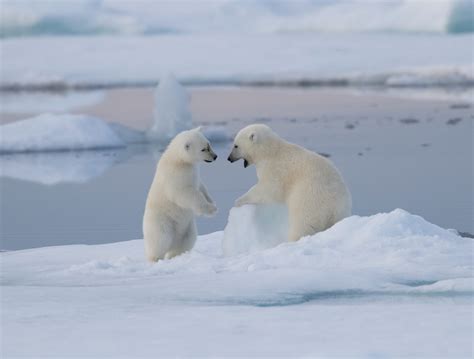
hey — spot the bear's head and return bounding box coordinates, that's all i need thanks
[227,124,278,168]
[169,127,218,164]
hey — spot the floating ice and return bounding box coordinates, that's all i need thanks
[2,208,472,357]
[147,74,192,142]
[4,208,472,297]
[0,113,126,154]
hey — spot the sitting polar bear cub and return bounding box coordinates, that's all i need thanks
[228,124,351,242]
[143,128,217,262]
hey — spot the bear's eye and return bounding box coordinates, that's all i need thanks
[201,148,206,152]
[234,145,238,149]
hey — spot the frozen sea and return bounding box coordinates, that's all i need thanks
[2,88,472,357]
[2,205,473,357]
[1,2,473,354]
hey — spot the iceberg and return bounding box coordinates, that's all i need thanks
[147,73,192,142]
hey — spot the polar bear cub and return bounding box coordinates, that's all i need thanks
[143,128,217,262]
[228,124,351,242]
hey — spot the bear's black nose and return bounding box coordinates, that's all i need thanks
[227,156,231,162]
[213,154,218,160]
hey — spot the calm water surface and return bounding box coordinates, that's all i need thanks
[1,97,472,250]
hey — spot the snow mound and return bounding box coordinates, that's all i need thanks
[147,73,192,142]
[0,113,126,153]
[3,209,472,304]
[2,209,473,359]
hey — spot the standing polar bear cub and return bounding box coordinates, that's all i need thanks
[143,128,217,262]
[228,124,351,242]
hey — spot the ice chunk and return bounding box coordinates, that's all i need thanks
[223,205,289,256]
[0,113,125,153]
[147,74,192,142]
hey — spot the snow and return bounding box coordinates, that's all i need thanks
[223,205,289,255]
[0,74,209,154]
[1,33,473,91]
[147,73,192,141]
[0,113,125,153]
[2,208,473,357]
[1,0,472,36]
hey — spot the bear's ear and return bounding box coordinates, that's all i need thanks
[249,133,256,142]
[185,142,190,151]
[194,126,202,132]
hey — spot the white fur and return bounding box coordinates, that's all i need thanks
[228,124,352,242]
[143,128,217,262]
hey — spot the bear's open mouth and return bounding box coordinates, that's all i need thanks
[204,160,213,163]
[244,159,249,168]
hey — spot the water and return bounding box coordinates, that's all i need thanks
[0,143,255,250]
[1,96,472,250]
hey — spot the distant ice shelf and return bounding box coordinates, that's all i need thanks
[2,33,473,91]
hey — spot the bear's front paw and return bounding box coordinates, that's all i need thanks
[201,202,218,217]
[234,197,247,207]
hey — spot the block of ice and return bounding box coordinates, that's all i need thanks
[147,73,192,142]
[0,113,125,153]
[223,204,289,256]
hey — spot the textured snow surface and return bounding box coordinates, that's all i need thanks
[2,208,473,357]
[3,208,472,297]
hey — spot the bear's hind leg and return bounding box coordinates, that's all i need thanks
[146,233,173,262]
[144,217,174,262]
[164,221,197,259]
[180,221,198,253]
[287,203,328,242]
